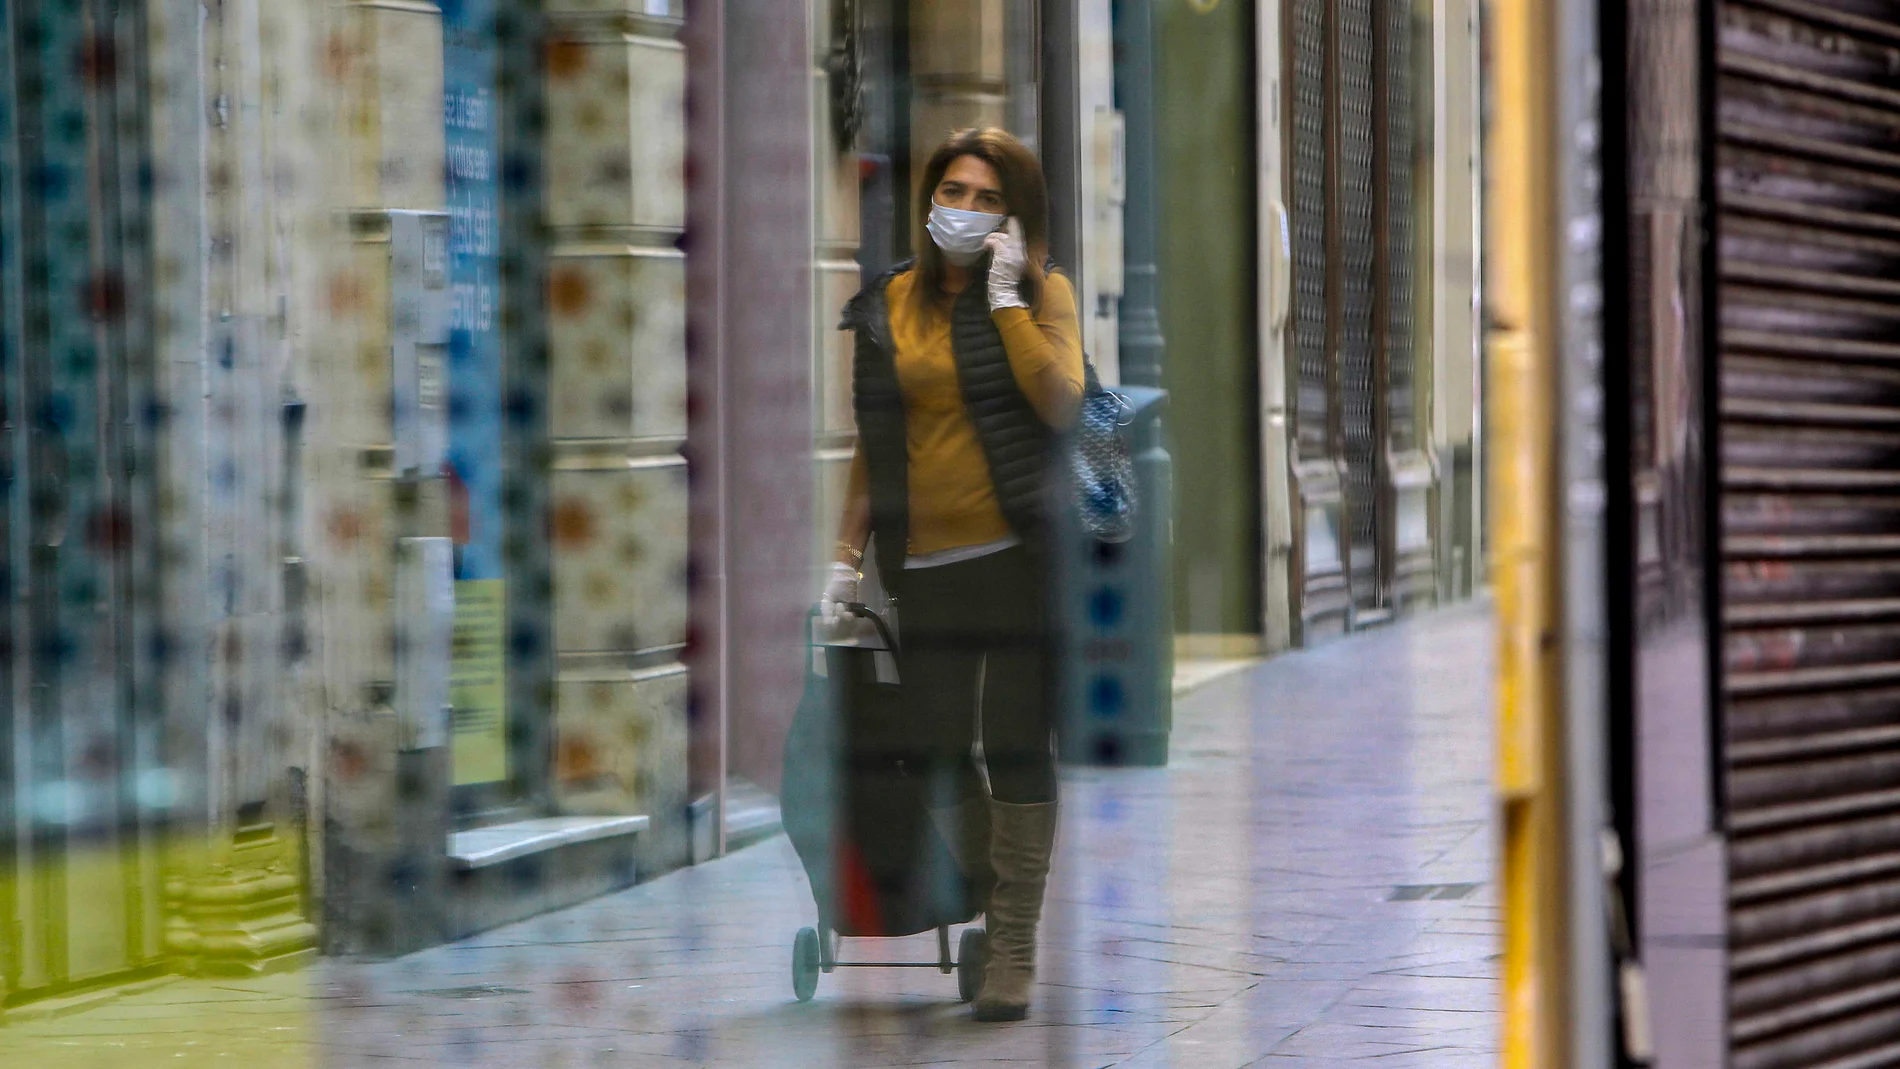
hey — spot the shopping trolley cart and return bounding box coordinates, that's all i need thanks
[779,603,992,1002]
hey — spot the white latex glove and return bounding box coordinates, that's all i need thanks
[984,216,1029,312]
[819,562,861,630]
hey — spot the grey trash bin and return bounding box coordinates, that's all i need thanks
[1055,385,1172,767]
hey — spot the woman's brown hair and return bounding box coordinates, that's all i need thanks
[914,127,1052,312]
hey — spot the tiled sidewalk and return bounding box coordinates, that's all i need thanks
[3,603,1498,1068]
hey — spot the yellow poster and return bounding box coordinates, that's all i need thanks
[451,579,509,785]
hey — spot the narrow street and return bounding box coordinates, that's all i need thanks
[5,603,1498,1068]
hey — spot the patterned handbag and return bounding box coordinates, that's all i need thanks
[1069,360,1138,543]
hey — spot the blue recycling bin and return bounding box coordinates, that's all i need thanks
[1056,386,1172,766]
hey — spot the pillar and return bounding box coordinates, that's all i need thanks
[156,0,337,973]
[542,0,693,876]
[301,0,456,956]
[1114,0,1173,756]
[909,0,1008,171]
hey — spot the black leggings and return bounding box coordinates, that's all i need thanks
[897,546,1057,806]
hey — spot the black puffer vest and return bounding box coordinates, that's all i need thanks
[840,258,1054,589]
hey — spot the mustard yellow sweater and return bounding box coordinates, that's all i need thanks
[847,269,1085,557]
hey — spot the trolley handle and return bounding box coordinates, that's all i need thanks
[806,601,900,654]
[844,602,900,654]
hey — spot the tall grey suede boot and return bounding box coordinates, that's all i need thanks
[973,799,1057,1022]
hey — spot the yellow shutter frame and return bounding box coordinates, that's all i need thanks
[1485,0,1572,1064]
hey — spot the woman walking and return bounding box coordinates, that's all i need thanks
[823,127,1083,1022]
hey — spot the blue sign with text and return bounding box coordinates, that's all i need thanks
[444,0,501,584]
[444,0,508,785]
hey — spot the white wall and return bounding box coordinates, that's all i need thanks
[1431,0,1484,594]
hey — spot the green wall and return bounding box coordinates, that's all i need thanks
[1156,0,1261,636]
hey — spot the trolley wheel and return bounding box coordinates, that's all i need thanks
[957,927,989,1003]
[793,927,822,1002]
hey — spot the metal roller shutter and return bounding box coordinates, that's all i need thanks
[1720,1,1900,1065]
[1381,0,1417,459]
[1338,0,1381,613]
[1377,0,1428,610]
[1293,0,1331,464]
[1290,0,1352,635]
[1287,0,1419,635]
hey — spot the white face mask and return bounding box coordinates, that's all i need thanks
[926,202,1005,266]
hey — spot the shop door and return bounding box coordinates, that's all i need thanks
[0,0,165,999]
[1285,0,1423,639]
[1288,0,1349,638]
[1337,0,1385,622]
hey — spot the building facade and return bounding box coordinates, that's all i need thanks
[0,0,1479,1008]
